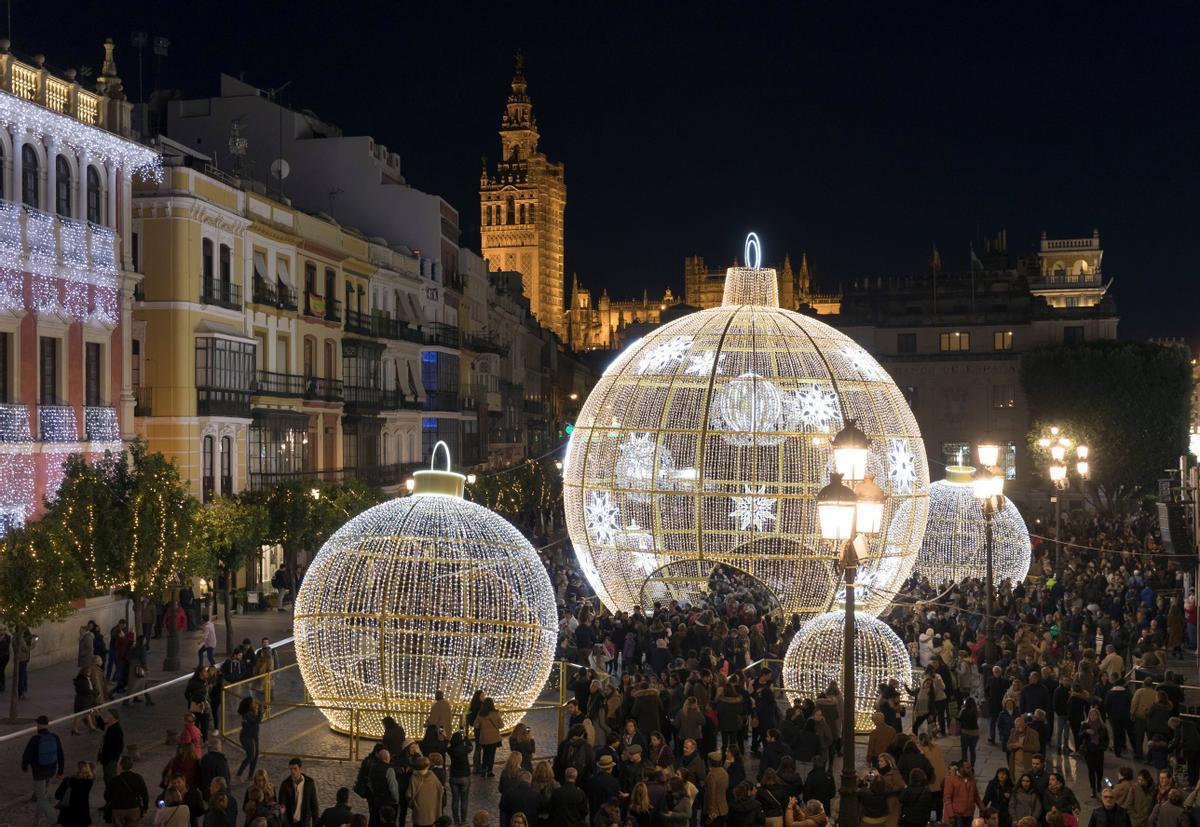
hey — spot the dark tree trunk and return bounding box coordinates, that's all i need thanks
[223,569,235,655]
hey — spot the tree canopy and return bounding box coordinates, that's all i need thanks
[1020,340,1192,508]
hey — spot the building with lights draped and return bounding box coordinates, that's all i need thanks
[0,40,158,535]
[479,55,567,339]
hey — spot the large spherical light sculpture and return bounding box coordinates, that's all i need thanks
[564,234,930,619]
[294,443,558,738]
[916,465,1032,588]
[782,611,912,732]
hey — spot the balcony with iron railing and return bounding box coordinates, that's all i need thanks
[424,322,460,349]
[1030,272,1105,287]
[371,314,425,344]
[253,370,306,397]
[343,384,384,414]
[380,389,423,411]
[251,278,299,311]
[344,308,373,336]
[248,467,345,492]
[305,376,343,403]
[200,278,242,311]
[347,462,408,488]
[464,333,508,356]
[423,389,460,412]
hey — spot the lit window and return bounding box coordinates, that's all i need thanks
[939,332,970,352]
[993,331,1013,351]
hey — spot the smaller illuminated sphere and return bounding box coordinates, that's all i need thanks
[915,466,1032,588]
[782,611,912,732]
[294,457,558,738]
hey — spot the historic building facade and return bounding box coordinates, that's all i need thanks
[0,41,156,535]
[479,56,567,338]
[836,233,1118,495]
[564,275,680,352]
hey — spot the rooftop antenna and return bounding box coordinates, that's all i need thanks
[267,80,292,198]
[130,31,146,103]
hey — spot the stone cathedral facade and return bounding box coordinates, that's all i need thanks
[480,56,566,338]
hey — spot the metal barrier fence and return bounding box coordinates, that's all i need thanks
[219,659,595,765]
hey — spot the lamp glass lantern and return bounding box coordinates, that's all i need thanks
[831,420,871,483]
[817,473,859,541]
[854,475,886,535]
[1049,462,1067,484]
[976,440,1000,468]
[1050,443,1066,462]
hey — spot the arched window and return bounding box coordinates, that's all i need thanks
[86,166,102,223]
[0,143,7,201]
[55,155,72,217]
[220,436,233,496]
[21,144,38,208]
[505,196,515,225]
[202,435,215,502]
[527,204,535,224]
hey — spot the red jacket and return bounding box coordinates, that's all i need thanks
[942,772,981,819]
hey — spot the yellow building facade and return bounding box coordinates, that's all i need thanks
[132,151,427,512]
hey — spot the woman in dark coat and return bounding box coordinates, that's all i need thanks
[55,761,95,826]
[982,767,1014,827]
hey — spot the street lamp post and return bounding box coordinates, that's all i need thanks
[819,421,885,827]
[973,458,1005,636]
[1042,427,1090,570]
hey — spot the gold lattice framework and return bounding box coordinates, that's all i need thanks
[563,234,930,619]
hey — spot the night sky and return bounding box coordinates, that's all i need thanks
[28,2,1200,342]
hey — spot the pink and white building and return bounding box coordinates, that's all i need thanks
[0,39,159,533]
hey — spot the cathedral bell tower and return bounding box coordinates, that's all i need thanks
[480,54,567,337]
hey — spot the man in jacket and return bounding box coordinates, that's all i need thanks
[586,754,623,814]
[1129,678,1158,761]
[103,756,149,827]
[1007,715,1040,777]
[278,758,320,827]
[1088,785,1132,827]
[367,748,399,827]
[406,756,444,827]
[703,751,730,825]
[426,690,453,736]
[316,787,354,827]
[198,740,230,794]
[21,714,63,827]
[498,770,540,827]
[97,709,124,785]
[1169,716,1200,785]
[866,712,897,765]
[986,665,1008,743]
[1105,678,1133,757]
[547,767,589,827]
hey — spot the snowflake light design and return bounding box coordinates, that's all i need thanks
[585,491,621,545]
[636,336,693,375]
[887,439,917,494]
[788,384,842,430]
[840,344,884,380]
[729,485,776,531]
[615,433,675,500]
[684,350,723,376]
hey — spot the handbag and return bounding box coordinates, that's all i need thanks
[56,782,72,810]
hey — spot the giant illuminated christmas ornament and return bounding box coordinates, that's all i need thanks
[563,233,930,618]
[782,611,913,731]
[293,443,558,737]
[916,465,1032,588]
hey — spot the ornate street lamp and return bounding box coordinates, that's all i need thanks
[973,460,1006,635]
[818,422,887,827]
[1040,424,1093,569]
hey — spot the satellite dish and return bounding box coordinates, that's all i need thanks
[270,159,290,180]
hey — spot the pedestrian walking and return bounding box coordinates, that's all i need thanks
[22,714,65,826]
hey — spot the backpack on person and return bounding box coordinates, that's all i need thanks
[37,732,58,768]
[563,738,591,777]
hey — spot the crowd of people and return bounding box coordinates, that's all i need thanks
[11,509,1200,827]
